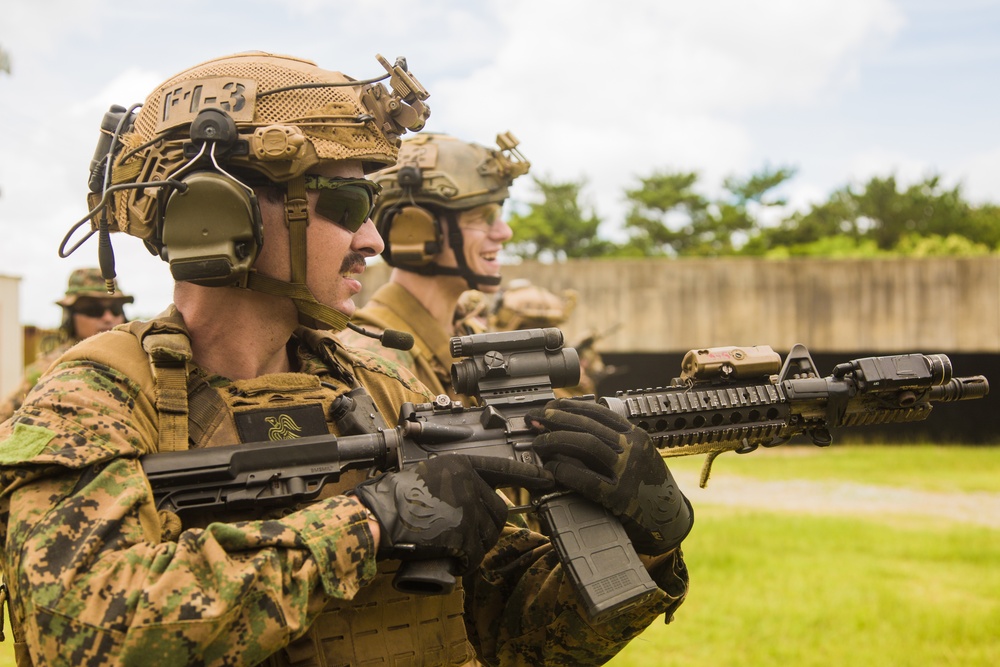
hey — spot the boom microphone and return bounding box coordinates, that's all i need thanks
[346,322,415,351]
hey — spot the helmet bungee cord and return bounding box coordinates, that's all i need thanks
[59,52,430,333]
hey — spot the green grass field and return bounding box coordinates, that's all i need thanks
[605,508,999,666]
[665,442,1000,493]
[2,445,997,666]
[607,444,1000,667]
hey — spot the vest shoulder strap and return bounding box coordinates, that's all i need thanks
[120,310,193,452]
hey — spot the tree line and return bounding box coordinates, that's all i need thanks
[506,166,1000,260]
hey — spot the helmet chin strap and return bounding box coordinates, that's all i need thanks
[245,175,351,332]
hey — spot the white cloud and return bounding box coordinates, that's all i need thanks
[0,0,109,57]
[68,67,164,118]
[427,0,904,225]
[956,146,1000,204]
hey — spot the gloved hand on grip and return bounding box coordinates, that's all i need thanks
[526,398,694,555]
[352,454,552,575]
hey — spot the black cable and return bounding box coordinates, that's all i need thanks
[58,180,187,258]
[257,72,390,99]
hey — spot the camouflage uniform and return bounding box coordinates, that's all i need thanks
[0,268,132,423]
[340,282,487,402]
[0,307,689,667]
[0,342,72,424]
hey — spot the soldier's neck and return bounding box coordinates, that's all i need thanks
[174,282,298,380]
[392,269,466,335]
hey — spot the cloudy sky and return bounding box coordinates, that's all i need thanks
[1,0,998,327]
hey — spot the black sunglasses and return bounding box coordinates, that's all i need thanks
[304,176,382,233]
[74,303,125,318]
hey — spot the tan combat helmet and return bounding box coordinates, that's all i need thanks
[371,132,529,289]
[75,52,429,331]
[491,279,577,331]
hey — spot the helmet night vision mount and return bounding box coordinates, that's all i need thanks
[60,52,430,331]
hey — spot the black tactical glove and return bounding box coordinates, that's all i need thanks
[353,455,551,575]
[527,398,693,555]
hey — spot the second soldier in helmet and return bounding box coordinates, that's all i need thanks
[338,132,529,400]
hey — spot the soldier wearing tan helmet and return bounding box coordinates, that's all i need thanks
[489,278,589,396]
[490,278,576,331]
[339,132,530,400]
[0,53,691,667]
[0,267,132,422]
[489,278,620,397]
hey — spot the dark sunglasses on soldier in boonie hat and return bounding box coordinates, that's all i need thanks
[74,302,125,318]
[304,176,382,233]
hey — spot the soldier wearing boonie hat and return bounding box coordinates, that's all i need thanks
[0,267,132,422]
[56,267,134,337]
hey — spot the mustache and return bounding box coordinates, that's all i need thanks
[339,251,367,274]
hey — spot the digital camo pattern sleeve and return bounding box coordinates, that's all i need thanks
[0,359,379,667]
[466,519,689,665]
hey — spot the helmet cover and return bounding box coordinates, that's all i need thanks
[95,52,428,242]
[372,131,530,221]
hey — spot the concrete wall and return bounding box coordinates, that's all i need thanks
[360,256,1000,354]
[359,257,999,442]
[0,274,22,399]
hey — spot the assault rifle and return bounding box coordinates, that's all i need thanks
[140,329,989,623]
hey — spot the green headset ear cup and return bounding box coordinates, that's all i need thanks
[160,171,262,287]
[383,205,441,267]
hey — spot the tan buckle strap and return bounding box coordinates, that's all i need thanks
[284,175,309,285]
[142,332,192,452]
[0,580,8,641]
[152,364,189,452]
